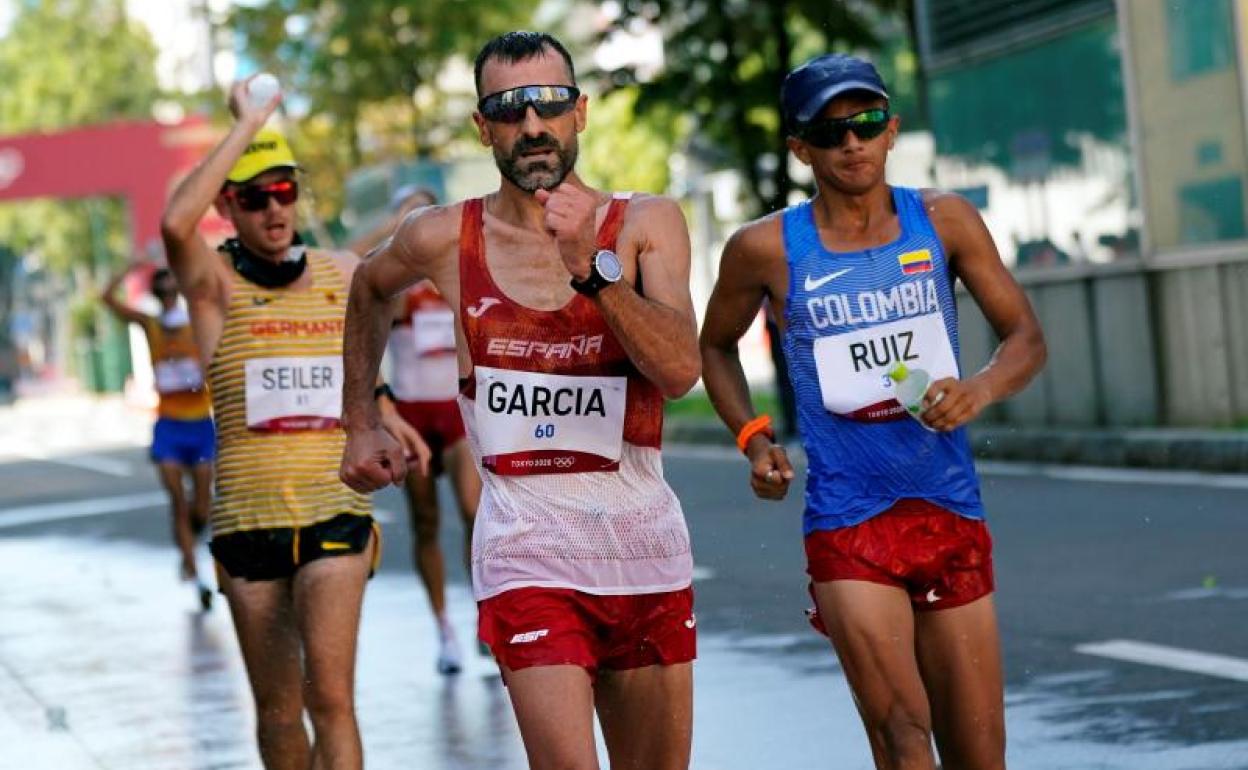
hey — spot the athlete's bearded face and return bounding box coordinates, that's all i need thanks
[474,49,586,193]
[788,92,899,196]
[495,131,578,192]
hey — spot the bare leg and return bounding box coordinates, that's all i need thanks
[189,461,213,538]
[595,663,693,770]
[443,439,481,575]
[403,464,446,617]
[914,595,1006,770]
[503,665,599,770]
[811,580,937,770]
[156,462,196,579]
[218,569,310,770]
[293,540,373,770]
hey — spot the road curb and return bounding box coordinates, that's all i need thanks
[663,418,1248,473]
[969,425,1248,473]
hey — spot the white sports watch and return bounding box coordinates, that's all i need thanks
[570,250,624,296]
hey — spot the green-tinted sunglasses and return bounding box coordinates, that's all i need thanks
[799,108,891,149]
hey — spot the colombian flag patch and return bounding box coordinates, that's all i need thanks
[898,249,933,275]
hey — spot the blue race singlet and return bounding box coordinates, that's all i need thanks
[782,186,985,534]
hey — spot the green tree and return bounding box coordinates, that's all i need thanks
[229,0,540,215]
[0,0,160,274]
[579,88,687,194]
[598,0,919,215]
[0,0,159,388]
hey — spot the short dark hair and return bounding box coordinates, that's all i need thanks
[473,31,576,97]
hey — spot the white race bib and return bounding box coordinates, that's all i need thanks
[411,308,456,357]
[153,357,204,395]
[813,313,958,421]
[245,355,343,432]
[473,366,626,474]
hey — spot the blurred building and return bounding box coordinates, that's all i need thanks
[917,0,1133,266]
[915,0,1248,428]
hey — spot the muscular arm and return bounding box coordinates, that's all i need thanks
[922,191,1047,429]
[100,265,147,326]
[699,219,780,437]
[160,80,279,353]
[345,198,434,258]
[699,217,795,499]
[595,197,700,398]
[161,118,266,301]
[341,209,448,431]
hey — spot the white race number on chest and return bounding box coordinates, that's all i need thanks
[473,366,626,471]
[245,356,343,431]
[154,357,204,394]
[813,313,958,420]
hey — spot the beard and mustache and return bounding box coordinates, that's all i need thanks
[494,133,579,192]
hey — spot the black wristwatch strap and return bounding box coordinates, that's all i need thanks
[570,264,610,296]
[572,250,623,296]
[373,383,396,402]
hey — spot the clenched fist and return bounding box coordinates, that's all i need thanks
[745,435,795,501]
[534,183,599,281]
[340,427,405,493]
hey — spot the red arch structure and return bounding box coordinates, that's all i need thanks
[0,117,230,252]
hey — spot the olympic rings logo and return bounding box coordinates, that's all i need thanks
[553,456,575,468]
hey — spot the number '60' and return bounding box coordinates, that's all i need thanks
[534,423,556,439]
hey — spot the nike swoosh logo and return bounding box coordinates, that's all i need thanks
[925,589,941,604]
[804,268,853,292]
[252,296,274,306]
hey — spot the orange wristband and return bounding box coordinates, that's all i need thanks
[736,415,775,453]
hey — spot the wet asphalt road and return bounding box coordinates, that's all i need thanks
[1,443,1247,769]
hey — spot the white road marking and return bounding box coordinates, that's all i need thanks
[691,565,716,582]
[0,495,392,531]
[40,454,134,477]
[1076,639,1248,683]
[1163,586,1248,601]
[0,492,166,529]
[0,446,134,477]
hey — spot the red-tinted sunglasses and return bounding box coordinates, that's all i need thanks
[226,179,299,212]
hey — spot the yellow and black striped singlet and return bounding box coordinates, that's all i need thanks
[209,251,370,536]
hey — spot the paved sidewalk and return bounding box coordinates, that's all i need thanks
[0,394,151,463]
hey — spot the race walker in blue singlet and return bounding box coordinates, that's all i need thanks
[700,52,1046,770]
[782,186,985,534]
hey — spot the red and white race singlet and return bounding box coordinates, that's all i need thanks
[457,194,692,600]
[388,283,459,402]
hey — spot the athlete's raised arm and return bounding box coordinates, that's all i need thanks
[537,186,701,398]
[920,191,1046,431]
[100,262,149,327]
[160,78,280,312]
[340,205,456,492]
[700,217,795,500]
